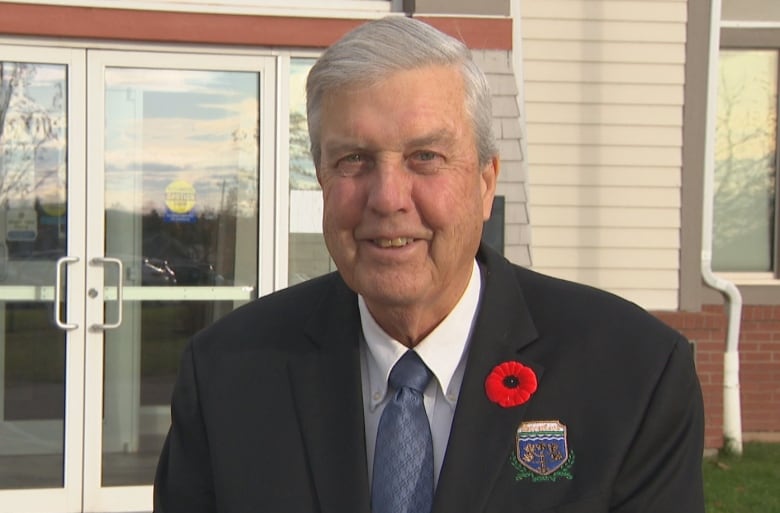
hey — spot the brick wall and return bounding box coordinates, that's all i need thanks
[738,306,780,433]
[654,305,780,450]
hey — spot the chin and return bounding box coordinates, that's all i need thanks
[356,274,420,303]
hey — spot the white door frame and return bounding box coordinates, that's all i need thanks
[82,49,277,513]
[0,42,280,513]
[0,44,87,513]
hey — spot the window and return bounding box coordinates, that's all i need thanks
[287,58,333,285]
[713,49,779,272]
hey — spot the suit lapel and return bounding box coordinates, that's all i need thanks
[288,276,371,513]
[433,248,544,513]
[286,249,541,513]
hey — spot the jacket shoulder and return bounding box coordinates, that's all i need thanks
[191,271,352,352]
[479,246,688,356]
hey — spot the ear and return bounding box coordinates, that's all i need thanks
[480,156,500,221]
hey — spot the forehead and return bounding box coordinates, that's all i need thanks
[319,65,470,139]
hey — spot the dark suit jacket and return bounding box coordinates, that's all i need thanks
[154,245,705,513]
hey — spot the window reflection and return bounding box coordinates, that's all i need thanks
[0,60,67,490]
[102,67,261,486]
[288,58,334,285]
[104,68,259,289]
[0,62,67,268]
[714,50,779,272]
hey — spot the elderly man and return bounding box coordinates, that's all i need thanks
[154,16,704,513]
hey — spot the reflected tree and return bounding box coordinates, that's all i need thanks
[289,110,317,190]
[713,53,778,271]
[0,62,64,208]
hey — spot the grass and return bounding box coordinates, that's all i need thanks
[4,302,193,382]
[704,442,780,513]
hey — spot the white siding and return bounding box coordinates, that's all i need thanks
[521,0,687,310]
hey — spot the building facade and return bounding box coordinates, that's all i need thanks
[0,0,778,511]
[0,1,526,511]
[519,0,780,451]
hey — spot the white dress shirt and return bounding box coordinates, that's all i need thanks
[360,260,483,488]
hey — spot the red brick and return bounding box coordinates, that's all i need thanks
[651,304,780,449]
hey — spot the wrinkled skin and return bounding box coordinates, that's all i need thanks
[316,65,499,346]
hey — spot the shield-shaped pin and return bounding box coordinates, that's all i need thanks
[516,420,569,476]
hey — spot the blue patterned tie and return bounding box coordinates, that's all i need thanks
[372,350,434,513]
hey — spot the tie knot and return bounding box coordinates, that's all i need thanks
[389,351,432,393]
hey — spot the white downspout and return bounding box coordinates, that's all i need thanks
[701,0,744,455]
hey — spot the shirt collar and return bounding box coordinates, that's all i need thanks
[360,260,483,410]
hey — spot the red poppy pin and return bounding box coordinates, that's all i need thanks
[485,361,538,408]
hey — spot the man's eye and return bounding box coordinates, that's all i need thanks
[344,153,364,163]
[408,151,442,172]
[414,151,437,161]
[334,153,370,175]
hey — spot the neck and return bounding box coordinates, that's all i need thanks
[360,261,478,348]
[367,304,448,348]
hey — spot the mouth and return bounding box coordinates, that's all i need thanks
[373,237,415,248]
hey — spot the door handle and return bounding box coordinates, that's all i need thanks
[91,256,124,330]
[54,256,79,330]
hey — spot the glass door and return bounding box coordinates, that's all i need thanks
[0,44,276,513]
[83,51,276,511]
[0,47,87,513]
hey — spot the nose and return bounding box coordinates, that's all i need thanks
[366,156,412,215]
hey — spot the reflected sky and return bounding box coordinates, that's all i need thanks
[716,51,778,161]
[289,59,311,116]
[3,61,313,231]
[104,68,259,217]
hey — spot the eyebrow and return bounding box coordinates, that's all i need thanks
[322,129,456,156]
[321,139,366,157]
[406,129,456,149]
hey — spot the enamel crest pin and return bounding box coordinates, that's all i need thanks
[510,420,574,482]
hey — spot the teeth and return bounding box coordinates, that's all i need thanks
[375,238,412,248]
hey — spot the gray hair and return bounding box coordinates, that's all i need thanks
[306,16,498,169]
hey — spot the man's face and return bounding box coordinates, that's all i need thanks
[317,65,498,334]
